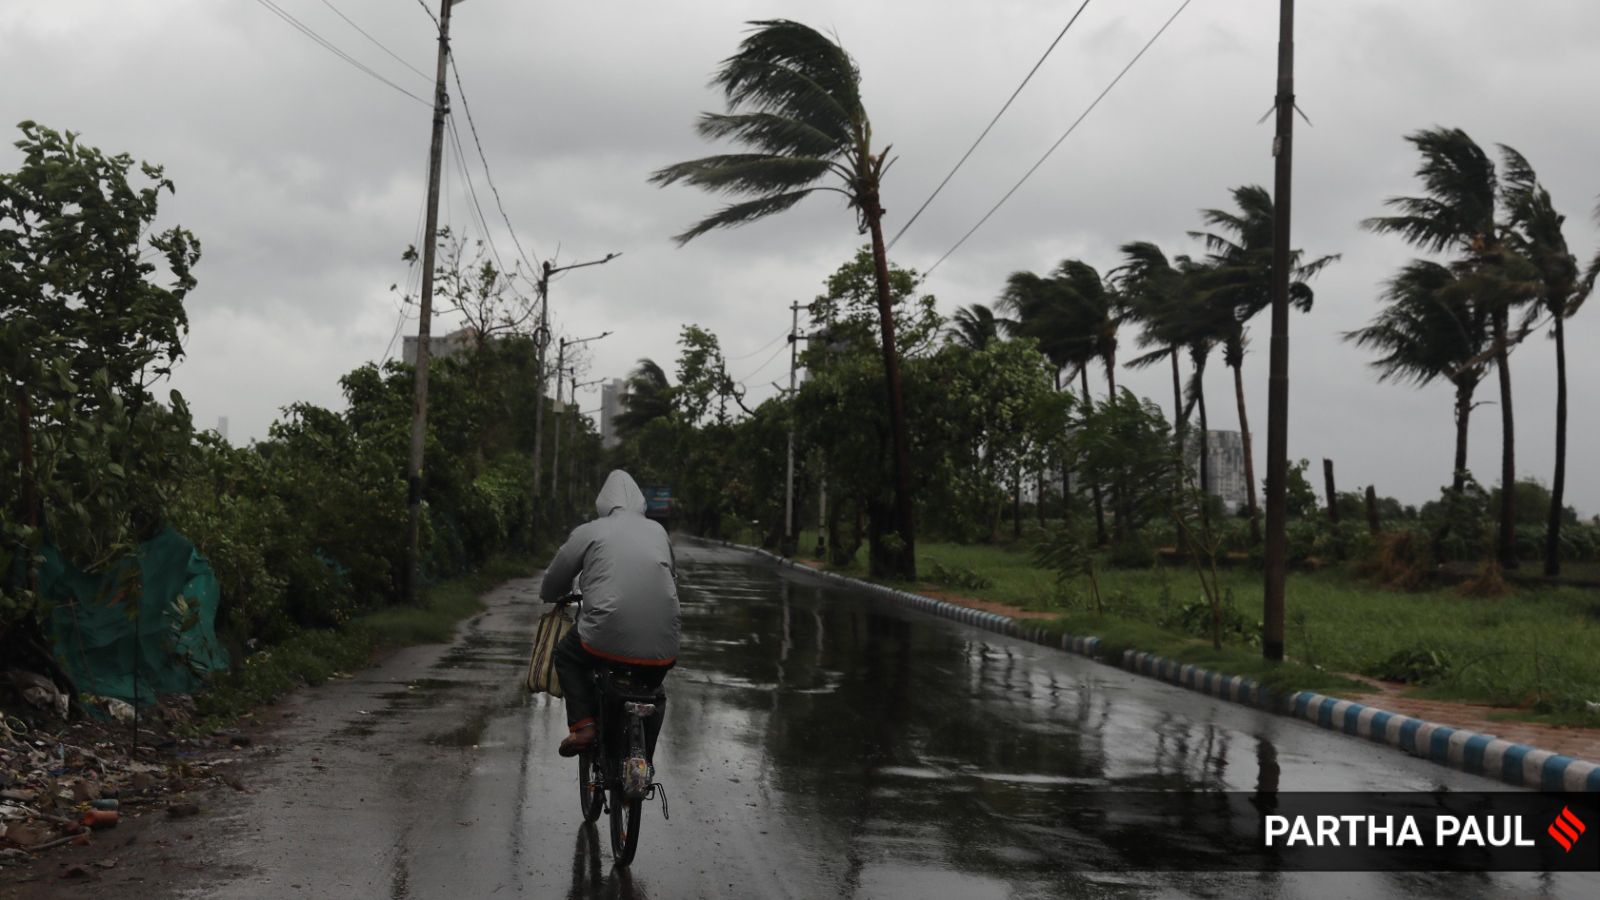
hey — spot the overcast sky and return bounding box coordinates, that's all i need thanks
[5,0,1598,514]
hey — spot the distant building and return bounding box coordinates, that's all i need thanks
[215,416,229,443]
[1185,429,1249,512]
[600,377,626,449]
[401,327,478,366]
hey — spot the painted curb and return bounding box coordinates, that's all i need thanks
[707,538,1600,793]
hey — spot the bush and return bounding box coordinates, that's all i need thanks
[1365,645,1454,686]
[927,560,994,591]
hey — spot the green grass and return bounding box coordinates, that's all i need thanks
[194,554,537,727]
[797,529,1600,723]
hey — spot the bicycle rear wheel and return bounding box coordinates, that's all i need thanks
[608,786,642,865]
[578,752,604,824]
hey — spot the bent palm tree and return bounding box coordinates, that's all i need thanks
[949,303,1006,351]
[1192,185,1337,543]
[1364,128,1527,568]
[1499,147,1591,575]
[613,358,675,439]
[651,20,916,578]
[1344,260,1490,496]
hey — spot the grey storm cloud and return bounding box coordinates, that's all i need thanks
[3,0,1598,513]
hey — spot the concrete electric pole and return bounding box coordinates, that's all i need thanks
[404,0,456,604]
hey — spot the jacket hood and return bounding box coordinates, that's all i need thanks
[595,470,647,518]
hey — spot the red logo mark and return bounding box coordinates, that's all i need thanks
[1548,806,1586,852]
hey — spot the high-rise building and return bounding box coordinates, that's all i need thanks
[216,416,229,442]
[401,326,478,366]
[1185,429,1250,512]
[599,377,627,449]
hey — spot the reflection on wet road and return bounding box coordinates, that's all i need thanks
[182,540,1597,898]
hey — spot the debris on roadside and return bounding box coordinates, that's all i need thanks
[0,694,250,869]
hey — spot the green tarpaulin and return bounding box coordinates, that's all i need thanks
[41,528,230,703]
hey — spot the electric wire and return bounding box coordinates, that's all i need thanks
[886,0,1093,251]
[732,340,790,386]
[413,0,440,30]
[319,0,433,83]
[446,110,512,280]
[448,55,544,272]
[924,0,1196,277]
[250,0,429,106]
[724,330,789,362]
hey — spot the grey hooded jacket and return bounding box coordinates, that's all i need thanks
[538,470,681,665]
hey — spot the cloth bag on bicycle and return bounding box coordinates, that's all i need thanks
[526,605,574,697]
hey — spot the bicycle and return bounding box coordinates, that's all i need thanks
[564,596,670,866]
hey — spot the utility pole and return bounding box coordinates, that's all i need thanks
[405,0,455,604]
[782,301,801,556]
[1262,0,1296,662]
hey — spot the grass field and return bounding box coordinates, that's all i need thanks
[795,530,1600,724]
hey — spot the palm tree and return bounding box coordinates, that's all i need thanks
[613,358,675,438]
[1193,185,1337,543]
[1344,260,1491,496]
[1000,264,1112,543]
[1114,242,1213,513]
[948,303,1006,351]
[1364,128,1526,569]
[1499,147,1592,575]
[650,20,916,578]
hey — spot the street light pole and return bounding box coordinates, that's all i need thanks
[783,301,800,556]
[570,376,606,510]
[529,253,619,553]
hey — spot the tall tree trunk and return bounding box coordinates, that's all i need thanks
[1012,464,1022,540]
[1196,360,1211,528]
[1082,365,1108,546]
[866,208,916,579]
[1056,367,1070,518]
[1104,350,1117,397]
[1232,361,1262,545]
[1544,312,1567,577]
[1493,311,1518,570]
[1170,348,1184,551]
[1036,470,1046,527]
[1451,380,1473,494]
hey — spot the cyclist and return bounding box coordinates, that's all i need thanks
[540,469,680,758]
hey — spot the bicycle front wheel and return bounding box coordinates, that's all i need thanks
[608,786,642,865]
[578,752,604,824]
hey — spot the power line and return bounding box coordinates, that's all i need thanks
[448,55,544,272]
[887,0,1093,251]
[733,340,790,386]
[446,110,511,278]
[319,0,433,83]
[413,0,440,30]
[924,0,1196,277]
[725,330,789,361]
[250,0,430,106]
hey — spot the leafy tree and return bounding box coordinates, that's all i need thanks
[613,358,676,439]
[947,303,1005,351]
[652,20,918,579]
[675,325,741,426]
[1,122,200,652]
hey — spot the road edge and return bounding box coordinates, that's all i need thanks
[708,539,1600,793]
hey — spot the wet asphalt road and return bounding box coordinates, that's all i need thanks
[167,540,1596,898]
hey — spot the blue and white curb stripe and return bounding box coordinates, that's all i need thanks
[711,539,1600,792]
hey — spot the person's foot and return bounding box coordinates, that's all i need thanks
[559,724,596,757]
